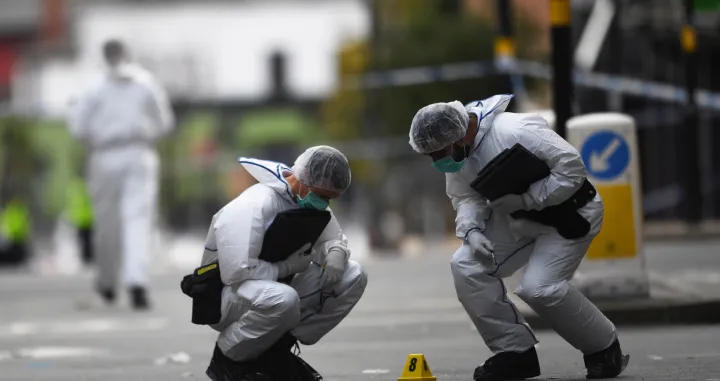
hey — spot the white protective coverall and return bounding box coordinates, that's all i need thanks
[447,94,617,355]
[200,158,368,362]
[69,63,174,290]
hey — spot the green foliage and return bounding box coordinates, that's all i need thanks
[29,119,83,215]
[162,111,220,204]
[369,11,510,136]
[235,108,320,150]
[322,0,547,139]
[0,117,44,202]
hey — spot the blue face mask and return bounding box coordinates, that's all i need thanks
[297,191,330,210]
[431,156,467,173]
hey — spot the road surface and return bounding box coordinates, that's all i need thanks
[2,246,720,381]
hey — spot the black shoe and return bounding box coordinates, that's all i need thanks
[473,347,541,380]
[97,288,116,305]
[584,339,630,379]
[206,344,273,381]
[129,286,150,310]
[292,352,322,381]
[254,333,322,381]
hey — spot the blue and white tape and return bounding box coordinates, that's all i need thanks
[346,60,720,111]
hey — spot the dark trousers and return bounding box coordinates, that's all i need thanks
[78,226,94,265]
[0,242,28,265]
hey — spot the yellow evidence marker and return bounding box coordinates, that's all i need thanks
[398,354,436,381]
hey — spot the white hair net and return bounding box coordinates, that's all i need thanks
[293,145,352,194]
[408,101,470,154]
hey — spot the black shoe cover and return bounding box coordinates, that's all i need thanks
[129,286,150,310]
[584,339,630,379]
[258,333,322,381]
[206,344,273,381]
[473,347,541,380]
[97,288,116,304]
[292,354,322,381]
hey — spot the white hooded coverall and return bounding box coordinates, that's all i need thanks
[448,94,617,355]
[200,158,368,361]
[69,63,175,290]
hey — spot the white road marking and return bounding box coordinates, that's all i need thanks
[648,355,663,361]
[15,346,107,359]
[362,369,390,374]
[658,352,720,359]
[154,352,191,366]
[0,318,167,337]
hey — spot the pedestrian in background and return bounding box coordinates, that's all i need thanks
[68,39,175,310]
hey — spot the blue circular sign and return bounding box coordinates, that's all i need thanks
[580,131,630,181]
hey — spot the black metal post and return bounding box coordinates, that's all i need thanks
[550,0,573,139]
[683,0,702,223]
[496,0,514,53]
[495,0,515,77]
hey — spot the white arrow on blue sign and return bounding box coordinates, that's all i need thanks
[580,130,630,180]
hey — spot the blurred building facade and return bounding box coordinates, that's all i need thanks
[6,0,370,117]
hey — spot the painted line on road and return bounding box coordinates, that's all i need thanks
[0,346,109,361]
[0,318,168,337]
[16,346,108,359]
[653,352,720,360]
[362,369,390,374]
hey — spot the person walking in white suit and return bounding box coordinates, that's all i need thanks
[408,94,629,380]
[68,39,175,310]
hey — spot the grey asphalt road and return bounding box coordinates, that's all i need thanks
[1,241,720,381]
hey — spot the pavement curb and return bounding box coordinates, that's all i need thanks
[522,299,720,330]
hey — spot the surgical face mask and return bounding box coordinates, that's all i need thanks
[431,144,469,173]
[297,191,330,210]
[431,156,467,173]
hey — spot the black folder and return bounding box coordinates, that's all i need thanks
[470,143,550,201]
[258,209,332,263]
[470,143,594,240]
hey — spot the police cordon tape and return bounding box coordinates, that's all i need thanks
[345,59,720,111]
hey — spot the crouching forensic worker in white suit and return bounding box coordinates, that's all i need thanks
[200,146,367,381]
[408,95,629,380]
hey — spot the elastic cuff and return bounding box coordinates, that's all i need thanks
[464,227,482,241]
[275,262,288,280]
[327,248,348,261]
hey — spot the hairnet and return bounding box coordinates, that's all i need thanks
[408,101,470,154]
[293,145,352,194]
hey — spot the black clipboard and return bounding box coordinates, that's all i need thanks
[258,209,332,263]
[470,143,550,201]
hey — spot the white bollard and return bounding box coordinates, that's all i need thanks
[566,113,650,299]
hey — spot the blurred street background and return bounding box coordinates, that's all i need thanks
[1,0,720,380]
